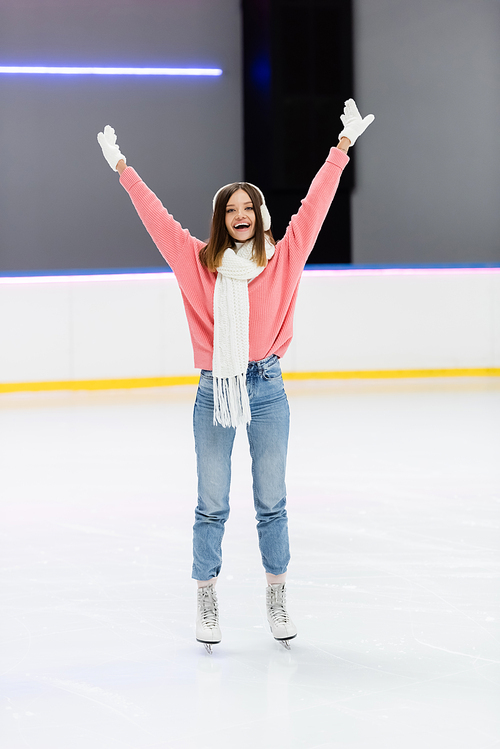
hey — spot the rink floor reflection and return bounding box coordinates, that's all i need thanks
[1,378,499,748]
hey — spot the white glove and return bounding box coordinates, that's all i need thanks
[338,99,375,145]
[97,125,126,171]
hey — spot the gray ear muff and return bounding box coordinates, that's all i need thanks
[212,182,271,231]
[260,203,271,232]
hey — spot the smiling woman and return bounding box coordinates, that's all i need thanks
[96,98,373,654]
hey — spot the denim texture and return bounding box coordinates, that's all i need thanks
[192,354,290,580]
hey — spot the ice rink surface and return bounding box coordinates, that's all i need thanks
[1,377,499,749]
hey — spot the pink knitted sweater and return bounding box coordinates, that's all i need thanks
[120,146,349,370]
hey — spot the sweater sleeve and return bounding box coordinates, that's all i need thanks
[119,167,204,271]
[278,147,349,268]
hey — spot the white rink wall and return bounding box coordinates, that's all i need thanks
[0,268,499,385]
[289,269,500,372]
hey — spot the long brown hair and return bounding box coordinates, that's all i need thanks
[199,182,275,272]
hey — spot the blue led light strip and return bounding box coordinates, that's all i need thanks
[0,66,222,76]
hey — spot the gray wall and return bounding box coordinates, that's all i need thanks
[0,0,242,272]
[352,0,500,264]
[2,0,500,271]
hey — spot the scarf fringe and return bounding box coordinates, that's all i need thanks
[213,373,251,428]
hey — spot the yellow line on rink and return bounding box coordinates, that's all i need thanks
[1,368,499,394]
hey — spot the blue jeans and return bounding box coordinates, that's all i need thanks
[192,354,290,580]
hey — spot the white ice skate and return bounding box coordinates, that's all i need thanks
[196,583,221,654]
[266,583,297,649]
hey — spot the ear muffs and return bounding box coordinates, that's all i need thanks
[212,183,271,231]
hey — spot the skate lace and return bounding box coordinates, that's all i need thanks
[198,586,219,628]
[267,586,290,625]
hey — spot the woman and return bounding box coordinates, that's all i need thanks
[97,99,374,653]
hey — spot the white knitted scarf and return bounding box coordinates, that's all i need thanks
[213,238,275,428]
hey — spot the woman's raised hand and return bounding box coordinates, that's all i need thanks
[97,125,127,172]
[338,99,374,146]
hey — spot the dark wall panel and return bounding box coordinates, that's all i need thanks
[243,0,353,264]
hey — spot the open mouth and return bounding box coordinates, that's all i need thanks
[234,222,251,231]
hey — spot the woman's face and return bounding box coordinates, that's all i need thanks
[224,189,256,242]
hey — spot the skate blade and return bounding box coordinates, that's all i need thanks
[196,637,221,655]
[273,632,296,650]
